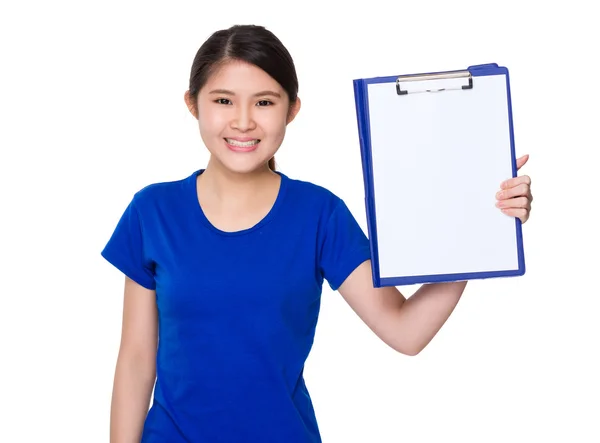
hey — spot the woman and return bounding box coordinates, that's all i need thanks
[102,24,533,443]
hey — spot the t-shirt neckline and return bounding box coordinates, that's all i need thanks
[189,169,289,236]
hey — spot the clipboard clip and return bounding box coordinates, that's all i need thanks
[396,70,473,95]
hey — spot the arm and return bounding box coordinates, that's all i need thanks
[337,155,533,356]
[110,277,158,443]
[337,260,466,356]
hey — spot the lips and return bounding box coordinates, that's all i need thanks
[225,138,260,147]
[224,138,260,152]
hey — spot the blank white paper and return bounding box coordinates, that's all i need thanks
[366,74,519,280]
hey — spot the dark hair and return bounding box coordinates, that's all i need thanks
[188,25,299,171]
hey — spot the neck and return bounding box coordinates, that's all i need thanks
[198,158,279,204]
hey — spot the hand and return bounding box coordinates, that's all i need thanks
[495,154,533,224]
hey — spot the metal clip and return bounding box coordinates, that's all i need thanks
[396,70,473,95]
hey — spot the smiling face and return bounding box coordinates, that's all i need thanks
[185,59,301,174]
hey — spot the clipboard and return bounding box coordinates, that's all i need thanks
[353,63,525,287]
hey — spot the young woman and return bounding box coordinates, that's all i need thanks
[102,24,533,443]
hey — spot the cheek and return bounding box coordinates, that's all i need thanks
[259,114,287,140]
[198,112,226,135]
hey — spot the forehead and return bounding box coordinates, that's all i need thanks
[204,60,284,94]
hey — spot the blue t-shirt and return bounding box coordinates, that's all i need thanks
[101,169,371,442]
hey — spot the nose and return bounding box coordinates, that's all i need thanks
[230,105,257,132]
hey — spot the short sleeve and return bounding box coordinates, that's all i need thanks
[101,197,156,290]
[319,199,371,291]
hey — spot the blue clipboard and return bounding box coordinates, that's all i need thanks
[353,63,525,287]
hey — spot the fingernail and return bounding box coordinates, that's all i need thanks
[496,191,504,199]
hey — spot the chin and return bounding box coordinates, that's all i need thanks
[216,155,273,174]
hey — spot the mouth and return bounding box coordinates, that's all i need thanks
[224,138,261,152]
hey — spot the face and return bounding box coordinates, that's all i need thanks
[185,60,301,174]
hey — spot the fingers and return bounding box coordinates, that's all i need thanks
[496,182,531,200]
[496,196,530,210]
[500,207,529,223]
[501,174,531,190]
[496,155,532,224]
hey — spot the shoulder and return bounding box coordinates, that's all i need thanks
[281,173,350,226]
[282,173,344,214]
[129,170,197,211]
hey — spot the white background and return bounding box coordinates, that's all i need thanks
[1,1,598,442]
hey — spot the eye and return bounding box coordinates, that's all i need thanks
[257,100,273,107]
[215,98,232,105]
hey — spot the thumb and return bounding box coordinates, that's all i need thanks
[516,154,529,171]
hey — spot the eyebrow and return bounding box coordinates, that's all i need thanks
[208,89,282,98]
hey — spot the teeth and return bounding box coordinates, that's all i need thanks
[226,138,259,147]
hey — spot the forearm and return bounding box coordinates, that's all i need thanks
[395,281,467,355]
[110,356,155,443]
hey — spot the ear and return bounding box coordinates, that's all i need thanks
[184,90,199,119]
[286,97,301,124]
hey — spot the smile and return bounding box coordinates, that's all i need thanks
[224,138,261,152]
[225,138,260,147]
